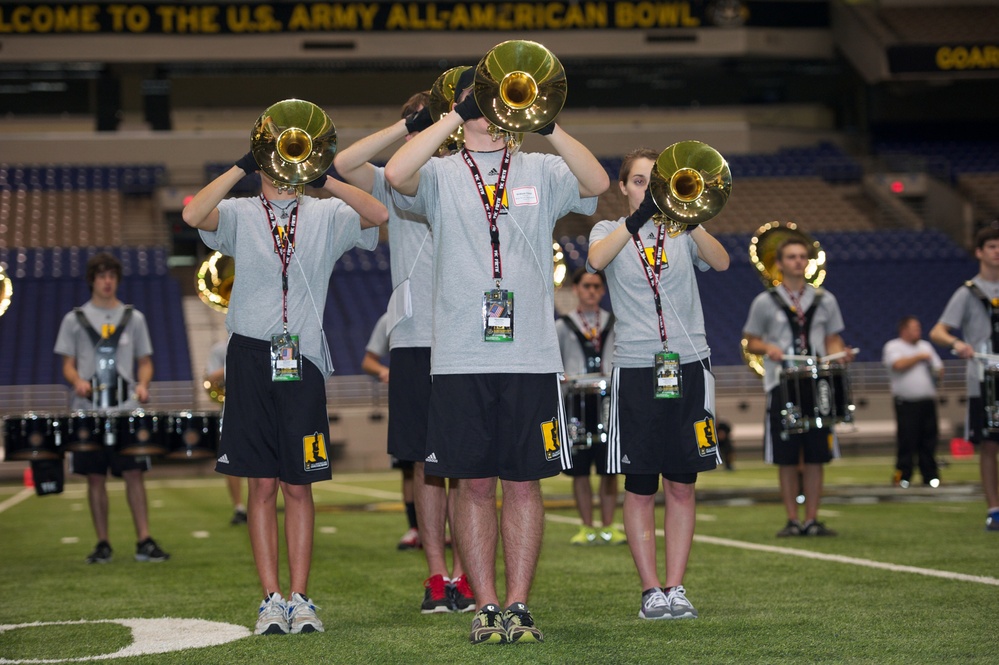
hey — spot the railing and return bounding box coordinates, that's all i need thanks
[0,361,969,418]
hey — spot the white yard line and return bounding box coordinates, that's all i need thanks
[0,487,33,514]
[545,513,999,587]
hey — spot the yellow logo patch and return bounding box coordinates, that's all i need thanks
[484,184,509,209]
[540,418,562,462]
[303,431,329,472]
[643,246,668,268]
[694,417,719,458]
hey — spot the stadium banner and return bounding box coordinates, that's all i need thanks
[0,1,828,35]
[888,44,999,75]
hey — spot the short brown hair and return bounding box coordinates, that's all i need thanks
[975,223,999,249]
[400,91,431,119]
[86,252,122,288]
[776,238,810,262]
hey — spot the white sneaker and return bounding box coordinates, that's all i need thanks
[287,592,324,634]
[638,587,670,620]
[255,593,289,635]
[666,585,698,619]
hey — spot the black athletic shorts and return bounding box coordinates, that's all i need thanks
[387,347,432,463]
[563,439,611,477]
[425,373,569,481]
[70,449,151,477]
[607,363,719,476]
[765,388,837,465]
[215,334,333,485]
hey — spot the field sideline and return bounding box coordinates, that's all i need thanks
[0,456,995,664]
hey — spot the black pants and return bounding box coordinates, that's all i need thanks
[893,398,940,483]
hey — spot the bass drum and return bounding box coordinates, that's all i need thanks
[166,411,220,460]
[2,412,62,461]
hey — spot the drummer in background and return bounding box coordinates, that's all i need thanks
[930,223,999,532]
[554,267,625,546]
[53,252,170,564]
[742,237,854,538]
[205,338,247,525]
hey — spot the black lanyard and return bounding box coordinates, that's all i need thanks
[260,194,299,329]
[461,147,511,283]
[576,309,601,353]
[781,284,809,354]
[632,222,669,348]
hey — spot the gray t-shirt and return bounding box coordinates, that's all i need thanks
[555,308,615,377]
[938,276,999,394]
[401,149,598,375]
[366,312,390,358]
[742,285,846,392]
[205,339,227,375]
[588,218,711,368]
[882,337,941,400]
[371,167,433,350]
[199,194,378,377]
[53,300,153,411]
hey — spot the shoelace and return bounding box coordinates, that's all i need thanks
[453,575,473,597]
[645,591,669,610]
[667,587,690,608]
[506,609,535,627]
[425,576,448,600]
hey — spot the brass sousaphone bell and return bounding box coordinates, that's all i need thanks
[0,263,11,319]
[742,221,826,376]
[473,40,567,150]
[648,141,732,233]
[429,65,472,153]
[251,98,337,192]
[195,251,234,403]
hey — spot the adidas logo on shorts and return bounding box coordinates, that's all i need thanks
[218,454,230,464]
[425,452,438,463]
[621,455,631,464]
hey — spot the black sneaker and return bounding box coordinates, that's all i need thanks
[776,520,803,537]
[85,541,113,564]
[231,509,248,525]
[801,520,837,536]
[447,574,476,613]
[135,537,170,562]
[421,574,452,614]
[502,602,543,643]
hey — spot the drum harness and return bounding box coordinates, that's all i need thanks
[74,305,133,409]
[560,312,615,375]
[770,287,824,357]
[964,281,999,354]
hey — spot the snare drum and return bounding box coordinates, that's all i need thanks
[166,411,219,460]
[984,365,999,435]
[114,410,167,456]
[2,412,62,461]
[821,363,854,425]
[565,376,610,449]
[779,363,849,434]
[63,410,110,452]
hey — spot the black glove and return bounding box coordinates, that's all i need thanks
[306,166,336,189]
[453,94,483,122]
[536,121,557,136]
[405,107,434,134]
[234,152,257,175]
[625,187,660,235]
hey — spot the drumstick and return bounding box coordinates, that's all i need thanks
[782,354,820,362]
[821,348,860,363]
[968,351,999,363]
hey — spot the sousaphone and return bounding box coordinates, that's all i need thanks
[743,221,826,376]
[429,65,472,153]
[473,40,567,150]
[196,252,234,403]
[0,263,11,319]
[250,98,337,192]
[648,141,732,233]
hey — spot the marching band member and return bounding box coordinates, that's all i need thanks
[742,236,853,537]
